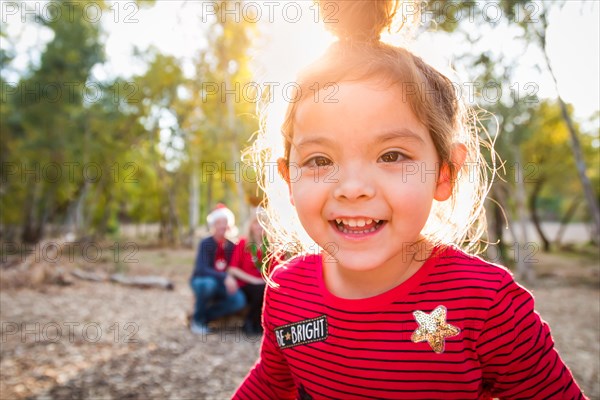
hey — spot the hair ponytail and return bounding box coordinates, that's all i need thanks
[318,0,401,43]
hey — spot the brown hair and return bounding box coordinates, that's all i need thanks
[248,0,493,265]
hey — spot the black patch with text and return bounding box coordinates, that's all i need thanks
[274,315,328,349]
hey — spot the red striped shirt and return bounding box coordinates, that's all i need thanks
[233,246,586,400]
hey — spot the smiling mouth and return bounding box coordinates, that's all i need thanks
[332,218,386,234]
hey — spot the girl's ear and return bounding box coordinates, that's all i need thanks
[277,158,295,206]
[434,143,467,201]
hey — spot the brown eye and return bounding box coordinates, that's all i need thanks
[379,152,403,163]
[306,156,333,168]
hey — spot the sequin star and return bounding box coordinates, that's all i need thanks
[411,305,460,354]
[285,332,291,341]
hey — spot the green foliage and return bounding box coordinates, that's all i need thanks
[180,1,260,223]
[427,0,598,246]
[520,100,597,220]
[2,1,105,240]
[2,0,262,244]
[7,0,594,246]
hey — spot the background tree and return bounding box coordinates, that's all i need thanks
[424,0,599,279]
[3,1,105,243]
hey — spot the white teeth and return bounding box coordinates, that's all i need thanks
[336,218,380,227]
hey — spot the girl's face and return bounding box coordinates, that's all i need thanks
[285,81,453,274]
[250,218,263,241]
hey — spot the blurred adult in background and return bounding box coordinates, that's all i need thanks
[189,204,246,334]
[227,209,272,335]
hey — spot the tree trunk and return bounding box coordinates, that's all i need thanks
[554,96,599,244]
[159,190,180,247]
[206,172,213,225]
[21,185,37,244]
[539,21,600,244]
[513,148,535,283]
[21,182,42,244]
[225,68,247,225]
[96,187,113,238]
[64,181,89,240]
[188,163,199,244]
[167,183,181,246]
[488,184,508,264]
[74,182,87,238]
[154,148,180,246]
[528,176,550,252]
[555,197,582,247]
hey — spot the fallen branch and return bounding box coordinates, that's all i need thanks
[71,269,107,282]
[110,274,174,290]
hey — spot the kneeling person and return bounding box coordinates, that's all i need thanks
[189,204,246,334]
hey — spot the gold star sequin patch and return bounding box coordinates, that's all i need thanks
[411,305,460,354]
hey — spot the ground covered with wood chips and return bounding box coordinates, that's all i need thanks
[1,246,598,399]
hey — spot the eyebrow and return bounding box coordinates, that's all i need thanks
[293,136,336,150]
[293,128,425,150]
[374,129,426,145]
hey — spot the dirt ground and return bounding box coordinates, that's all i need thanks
[0,246,598,400]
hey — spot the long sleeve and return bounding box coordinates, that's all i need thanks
[191,238,227,281]
[232,284,296,399]
[477,273,586,399]
[229,238,245,269]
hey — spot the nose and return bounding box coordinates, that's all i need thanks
[332,165,376,201]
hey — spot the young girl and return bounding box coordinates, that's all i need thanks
[227,209,270,335]
[233,1,586,399]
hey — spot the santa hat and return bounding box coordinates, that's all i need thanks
[206,203,235,228]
